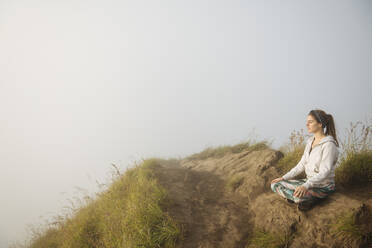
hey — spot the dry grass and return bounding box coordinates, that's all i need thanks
[17,158,181,248]
[339,119,372,156]
[278,128,311,155]
[335,119,372,187]
[185,140,271,161]
[12,119,372,248]
[276,129,310,179]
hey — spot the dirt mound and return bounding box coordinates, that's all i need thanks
[152,148,372,248]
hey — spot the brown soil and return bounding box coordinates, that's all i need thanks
[152,148,372,248]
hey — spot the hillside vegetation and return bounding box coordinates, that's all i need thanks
[12,120,372,248]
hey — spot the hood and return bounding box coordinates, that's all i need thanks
[308,135,338,146]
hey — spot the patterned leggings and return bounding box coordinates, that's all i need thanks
[271,179,336,203]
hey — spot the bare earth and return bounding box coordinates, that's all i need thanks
[152,148,372,248]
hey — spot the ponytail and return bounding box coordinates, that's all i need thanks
[325,114,339,147]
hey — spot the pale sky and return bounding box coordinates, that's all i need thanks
[1,0,371,247]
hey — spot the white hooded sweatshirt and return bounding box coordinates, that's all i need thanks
[282,135,339,190]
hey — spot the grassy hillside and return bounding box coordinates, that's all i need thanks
[12,119,372,248]
[19,159,180,248]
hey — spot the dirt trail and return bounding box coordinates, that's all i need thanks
[153,148,372,248]
[154,159,253,248]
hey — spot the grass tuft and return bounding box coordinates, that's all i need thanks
[245,227,294,248]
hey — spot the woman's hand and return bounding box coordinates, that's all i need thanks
[271,177,284,184]
[293,186,307,198]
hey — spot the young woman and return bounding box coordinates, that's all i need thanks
[271,109,340,211]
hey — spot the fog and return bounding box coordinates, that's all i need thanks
[0,0,371,246]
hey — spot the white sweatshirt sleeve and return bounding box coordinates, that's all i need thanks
[302,142,338,190]
[282,150,307,180]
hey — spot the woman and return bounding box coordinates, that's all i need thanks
[271,109,340,211]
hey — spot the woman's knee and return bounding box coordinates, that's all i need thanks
[270,182,275,192]
[271,182,280,192]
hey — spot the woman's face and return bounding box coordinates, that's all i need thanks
[306,114,322,133]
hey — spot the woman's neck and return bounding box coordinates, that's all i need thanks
[314,132,326,141]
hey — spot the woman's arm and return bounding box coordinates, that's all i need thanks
[301,142,339,190]
[282,149,307,180]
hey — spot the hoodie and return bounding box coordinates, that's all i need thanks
[282,135,339,190]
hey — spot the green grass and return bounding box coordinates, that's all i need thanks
[335,149,372,187]
[245,228,294,248]
[24,158,181,248]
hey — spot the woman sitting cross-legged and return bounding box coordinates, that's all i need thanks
[271,109,340,211]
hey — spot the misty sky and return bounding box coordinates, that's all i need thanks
[1,0,371,247]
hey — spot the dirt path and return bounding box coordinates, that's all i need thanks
[152,148,372,248]
[154,159,253,248]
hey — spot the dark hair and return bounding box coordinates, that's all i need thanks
[309,109,339,147]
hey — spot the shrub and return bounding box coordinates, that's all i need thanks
[335,150,372,187]
[335,119,372,187]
